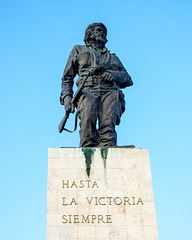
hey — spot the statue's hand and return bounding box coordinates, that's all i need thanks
[64,95,75,113]
[100,71,113,82]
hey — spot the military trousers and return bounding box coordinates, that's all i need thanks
[76,87,123,147]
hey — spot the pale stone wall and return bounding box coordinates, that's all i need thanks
[47,148,158,240]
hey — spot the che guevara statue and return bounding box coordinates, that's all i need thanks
[59,23,133,147]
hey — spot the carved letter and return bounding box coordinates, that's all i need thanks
[137,198,144,205]
[124,197,131,205]
[62,180,69,188]
[98,215,105,223]
[62,215,67,223]
[82,215,90,223]
[91,215,97,223]
[70,198,77,205]
[73,215,80,223]
[98,197,106,205]
[86,197,93,205]
[107,197,113,205]
[79,180,84,188]
[92,181,99,188]
[106,215,112,223]
[62,197,68,206]
[114,197,122,205]
[68,215,72,223]
[85,179,91,188]
[71,181,78,188]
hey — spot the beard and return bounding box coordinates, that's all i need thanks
[92,34,107,45]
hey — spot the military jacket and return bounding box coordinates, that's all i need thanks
[60,45,133,105]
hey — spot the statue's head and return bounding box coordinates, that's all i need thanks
[84,23,108,47]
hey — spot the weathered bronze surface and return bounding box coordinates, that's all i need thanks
[60,23,133,147]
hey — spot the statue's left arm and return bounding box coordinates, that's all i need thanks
[106,54,133,88]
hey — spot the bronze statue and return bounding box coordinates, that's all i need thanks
[59,23,133,147]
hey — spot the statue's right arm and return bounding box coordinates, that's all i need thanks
[60,46,79,105]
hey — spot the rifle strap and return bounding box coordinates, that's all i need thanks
[62,110,78,133]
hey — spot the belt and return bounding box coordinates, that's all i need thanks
[77,75,119,89]
[79,76,118,87]
[86,76,100,84]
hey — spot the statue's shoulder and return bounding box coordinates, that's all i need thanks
[110,52,121,64]
[68,45,87,59]
[71,45,87,53]
[110,52,119,59]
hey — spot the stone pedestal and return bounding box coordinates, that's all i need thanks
[47,147,158,240]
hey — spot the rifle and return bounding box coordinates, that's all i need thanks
[58,71,90,133]
[58,110,72,133]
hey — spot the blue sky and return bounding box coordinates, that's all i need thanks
[0,0,192,239]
